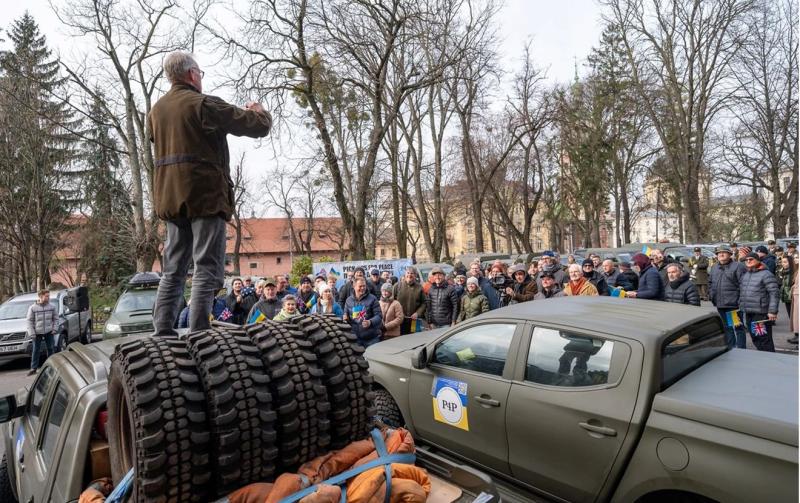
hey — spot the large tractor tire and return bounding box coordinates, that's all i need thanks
[247,321,331,471]
[290,314,376,448]
[107,337,212,503]
[185,327,278,495]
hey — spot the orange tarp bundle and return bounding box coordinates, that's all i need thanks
[226,427,430,503]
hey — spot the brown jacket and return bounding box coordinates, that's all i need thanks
[564,279,599,296]
[380,299,404,338]
[148,83,272,221]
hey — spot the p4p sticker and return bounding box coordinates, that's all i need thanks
[432,377,469,431]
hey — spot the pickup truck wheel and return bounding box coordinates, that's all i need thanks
[82,323,92,344]
[373,388,403,427]
[0,454,17,503]
[247,321,330,471]
[185,327,277,494]
[56,332,67,352]
[107,336,212,502]
[291,314,376,448]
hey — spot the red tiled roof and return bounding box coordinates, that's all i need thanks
[229,217,346,254]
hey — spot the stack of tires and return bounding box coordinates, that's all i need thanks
[106,315,375,502]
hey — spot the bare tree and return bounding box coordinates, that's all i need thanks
[53,0,209,271]
[605,0,753,241]
[228,152,250,275]
[720,0,798,237]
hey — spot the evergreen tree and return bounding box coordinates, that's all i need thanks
[0,13,77,291]
[77,93,135,285]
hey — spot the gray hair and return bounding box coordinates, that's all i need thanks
[666,262,683,273]
[163,51,198,84]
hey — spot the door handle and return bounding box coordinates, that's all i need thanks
[473,395,500,407]
[579,422,617,437]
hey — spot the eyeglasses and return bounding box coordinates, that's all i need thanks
[192,67,205,78]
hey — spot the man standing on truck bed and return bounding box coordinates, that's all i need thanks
[149,51,272,335]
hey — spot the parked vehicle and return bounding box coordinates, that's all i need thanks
[0,287,91,366]
[366,297,798,503]
[102,272,175,340]
[0,317,501,503]
[413,262,454,282]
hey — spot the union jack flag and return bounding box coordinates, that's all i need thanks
[218,308,233,321]
[750,320,768,337]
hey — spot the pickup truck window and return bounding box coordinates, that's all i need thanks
[40,382,69,461]
[525,327,614,387]
[433,323,516,376]
[29,366,55,432]
[661,317,727,389]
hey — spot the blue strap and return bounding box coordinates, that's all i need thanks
[371,429,393,503]
[106,468,134,503]
[278,429,415,503]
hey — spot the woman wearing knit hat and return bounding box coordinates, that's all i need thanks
[379,282,404,338]
[313,283,343,317]
[626,253,664,300]
[457,277,490,322]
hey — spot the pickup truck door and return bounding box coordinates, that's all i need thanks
[17,365,56,503]
[506,325,641,503]
[407,320,524,475]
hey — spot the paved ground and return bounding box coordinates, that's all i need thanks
[0,310,794,462]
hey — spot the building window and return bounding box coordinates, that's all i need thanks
[276,257,282,264]
[380,249,386,258]
[249,262,258,269]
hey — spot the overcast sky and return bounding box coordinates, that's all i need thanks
[3,0,606,215]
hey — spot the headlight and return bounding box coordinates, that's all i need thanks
[105,323,122,333]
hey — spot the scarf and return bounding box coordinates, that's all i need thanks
[569,278,587,296]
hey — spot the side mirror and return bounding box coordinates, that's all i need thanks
[411,347,428,370]
[103,307,111,314]
[0,395,22,423]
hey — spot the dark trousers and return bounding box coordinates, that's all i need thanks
[744,312,775,352]
[153,216,227,335]
[718,308,747,349]
[31,333,54,370]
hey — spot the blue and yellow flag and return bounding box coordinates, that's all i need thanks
[247,310,266,324]
[725,310,742,328]
[413,318,425,333]
[641,245,653,256]
[610,287,626,298]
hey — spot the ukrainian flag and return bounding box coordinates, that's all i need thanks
[641,245,653,256]
[306,294,317,310]
[247,310,266,324]
[725,310,742,328]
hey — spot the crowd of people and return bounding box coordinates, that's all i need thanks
[176,240,798,353]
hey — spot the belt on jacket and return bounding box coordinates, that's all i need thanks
[154,154,203,167]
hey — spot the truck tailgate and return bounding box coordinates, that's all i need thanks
[653,349,798,446]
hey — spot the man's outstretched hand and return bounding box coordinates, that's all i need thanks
[245,101,266,114]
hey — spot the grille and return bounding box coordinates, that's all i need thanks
[0,332,26,342]
[121,323,153,334]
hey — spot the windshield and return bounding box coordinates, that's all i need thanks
[114,289,157,313]
[661,317,728,389]
[0,299,58,321]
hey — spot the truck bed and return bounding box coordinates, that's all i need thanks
[652,349,798,446]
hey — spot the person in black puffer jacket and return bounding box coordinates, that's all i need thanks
[739,252,780,352]
[663,263,700,306]
[709,245,747,348]
[581,259,609,296]
[426,266,460,329]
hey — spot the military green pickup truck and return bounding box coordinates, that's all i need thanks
[366,297,798,502]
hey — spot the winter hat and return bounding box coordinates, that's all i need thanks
[542,250,556,258]
[632,253,650,270]
[370,268,380,276]
[318,283,331,295]
[300,276,313,285]
[381,282,393,293]
[509,264,526,274]
[466,277,479,287]
[755,245,769,255]
[745,252,761,261]
[582,258,594,267]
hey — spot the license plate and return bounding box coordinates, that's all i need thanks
[0,345,22,353]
